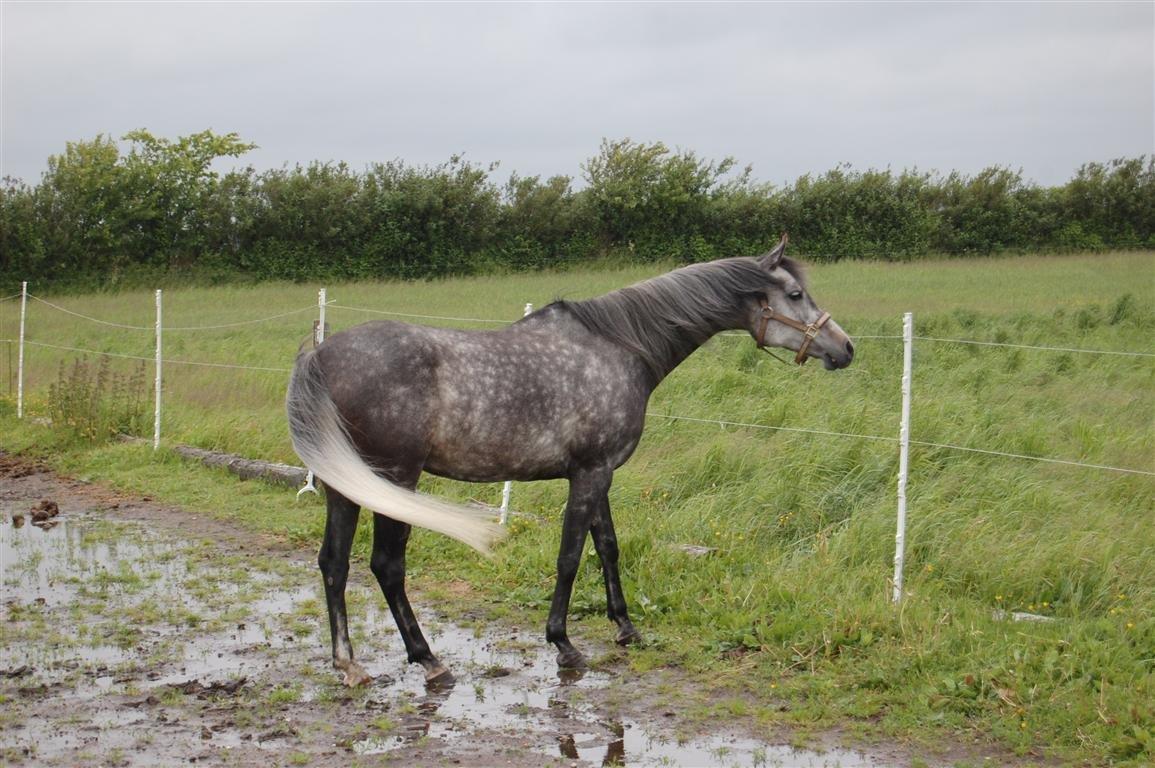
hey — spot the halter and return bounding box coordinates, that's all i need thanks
[755,298,831,365]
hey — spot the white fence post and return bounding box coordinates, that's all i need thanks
[16,281,27,419]
[153,290,163,450]
[892,312,913,603]
[316,287,327,346]
[298,288,327,498]
[499,302,534,525]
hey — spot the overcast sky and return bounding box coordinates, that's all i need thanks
[1,1,1152,188]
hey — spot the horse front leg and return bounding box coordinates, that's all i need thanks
[590,496,641,646]
[546,467,608,668]
[318,491,371,687]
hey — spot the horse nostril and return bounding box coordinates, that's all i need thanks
[846,340,855,358]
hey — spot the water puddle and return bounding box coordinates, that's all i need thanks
[0,511,326,727]
[1,501,895,766]
[340,616,879,767]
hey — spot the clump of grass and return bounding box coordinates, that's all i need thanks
[267,685,302,706]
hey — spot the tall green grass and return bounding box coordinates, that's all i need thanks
[1,250,1152,763]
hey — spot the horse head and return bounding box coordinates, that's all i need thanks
[749,234,854,370]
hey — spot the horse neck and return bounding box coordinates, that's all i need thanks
[571,284,747,387]
[647,312,738,383]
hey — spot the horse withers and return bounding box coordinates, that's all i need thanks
[286,234,854,687]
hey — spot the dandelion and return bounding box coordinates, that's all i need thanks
[1126,622,1134,630]
[995,595,1004,602]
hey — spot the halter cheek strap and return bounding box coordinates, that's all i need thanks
[756,299,832,365]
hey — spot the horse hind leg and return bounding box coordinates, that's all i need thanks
[370,511,454,686]
[318,491,372,687]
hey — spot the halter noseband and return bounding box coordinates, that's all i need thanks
[755,298,831,365]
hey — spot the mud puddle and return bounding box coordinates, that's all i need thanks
[1,467,906,766]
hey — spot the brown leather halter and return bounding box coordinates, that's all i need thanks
[755,298,831,365]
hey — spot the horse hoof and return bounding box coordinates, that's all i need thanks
[556,649,587,669]
[340,661,373,688]
[615,627,642,646]
[424,664,455,688]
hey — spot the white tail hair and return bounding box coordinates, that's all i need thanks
[287,350,504,555]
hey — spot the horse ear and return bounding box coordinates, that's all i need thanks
[759,233,789,270]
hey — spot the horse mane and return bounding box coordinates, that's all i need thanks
[554,255,807,380]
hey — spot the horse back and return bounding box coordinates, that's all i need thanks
[313,318,648,483]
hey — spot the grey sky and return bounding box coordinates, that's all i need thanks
[2,1,1152,188]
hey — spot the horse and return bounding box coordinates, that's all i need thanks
[286,234,854,687]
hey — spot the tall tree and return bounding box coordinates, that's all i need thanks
[119,129,256,267]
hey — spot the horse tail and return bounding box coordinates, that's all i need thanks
[286,348,505,555]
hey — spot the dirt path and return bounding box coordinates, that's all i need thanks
[0,454,929,767]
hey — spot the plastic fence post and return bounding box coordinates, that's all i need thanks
[893,312,913,603]
[499,302,534,525]
[316,288,327,345]
[298,288,327,498]
[16,281,27,419]
[153,290,162,450]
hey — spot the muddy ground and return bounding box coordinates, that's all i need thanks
[0,454,961,767]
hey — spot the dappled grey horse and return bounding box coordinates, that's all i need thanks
[286,235,854,686]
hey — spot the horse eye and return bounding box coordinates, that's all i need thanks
[788,291,803,301]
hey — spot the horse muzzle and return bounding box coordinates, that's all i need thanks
[821,339,855,370]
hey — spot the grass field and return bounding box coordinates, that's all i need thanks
[2,251,1153,764]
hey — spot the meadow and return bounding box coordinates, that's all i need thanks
[1,250,1152,764]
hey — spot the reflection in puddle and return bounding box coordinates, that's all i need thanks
[2,510,891,767]
[345,613,886,766]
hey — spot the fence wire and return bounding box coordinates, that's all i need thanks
[28,292,319,332]
[30,291,1149,359]
[648,412,1155,477]
[646,412,899,444]
[720,327,1151,357]
[907,439,1155,477]
[23,340,153,362]
[914,335,1155,358]
[328,303,510,325]
[21,340,290,374]
[9,285,1154,479]
[165,304,318,331]
[29,295,153,330]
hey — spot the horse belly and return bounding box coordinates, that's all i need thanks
[424,416,571,482]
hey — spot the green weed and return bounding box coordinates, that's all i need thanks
[46,357,148,444]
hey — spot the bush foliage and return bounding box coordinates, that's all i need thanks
[2,131,1152,287]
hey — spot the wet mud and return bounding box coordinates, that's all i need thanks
[1,456,917,767]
